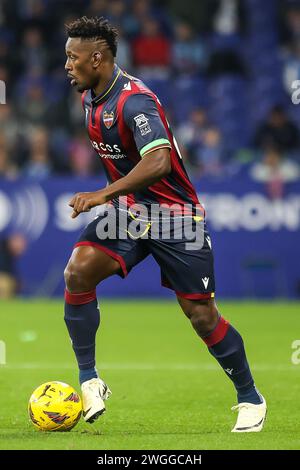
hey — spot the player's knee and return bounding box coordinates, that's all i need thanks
[64,260,95,293]
[187,300,219,336]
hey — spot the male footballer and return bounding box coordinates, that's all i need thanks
[64,16,266,432]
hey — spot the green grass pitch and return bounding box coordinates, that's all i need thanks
[0,299,299,450]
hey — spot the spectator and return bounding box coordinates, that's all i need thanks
[24,127,52,179]
[178,109,224,176]
[68,89,86,130]
[124,0,154,37]
[0,145,18,179]
[86,0,108,18]
[17,84,51,128]
[205,0,246,76]
[16,0,48,21]
[132,17,171,78]
[198,126,224,176]
[177,108,209,163]
[213,0,245,36]
[0,104,20,151]
[68,130,95,177]
[0,234,27,298]
[167,0,246,34]
[280,4,300,49]
[172,22,207,75]
[254,105,300,153]
[116,28,132,72]
[250,146,300,199]
[20,27,48,72]
[0,35,15,74]
[107,0,127,26]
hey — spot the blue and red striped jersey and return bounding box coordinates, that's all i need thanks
[82,64,202,212]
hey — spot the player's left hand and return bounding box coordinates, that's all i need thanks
[69,191,108,218]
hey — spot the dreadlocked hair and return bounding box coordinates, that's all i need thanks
[65,16,118,57]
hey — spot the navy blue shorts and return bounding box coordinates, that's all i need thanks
[76,206,215,300]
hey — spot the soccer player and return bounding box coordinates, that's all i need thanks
[64,16,267,432]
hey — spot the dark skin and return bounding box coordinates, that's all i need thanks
[64,37,218,337]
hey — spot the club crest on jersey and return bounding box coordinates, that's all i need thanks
[103,110,114,129]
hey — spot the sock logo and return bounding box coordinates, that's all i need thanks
[225,368,233,375]
[202,277,209,289]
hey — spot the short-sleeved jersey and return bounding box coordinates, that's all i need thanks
[82,64,203,213]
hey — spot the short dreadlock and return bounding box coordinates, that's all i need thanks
[65,16,118,57]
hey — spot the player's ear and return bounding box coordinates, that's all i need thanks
[92,51,102,68]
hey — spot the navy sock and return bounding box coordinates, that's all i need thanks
[237,385,263,405]
[203,316,262,405]
[64,289,100,385]
[79,367,98,385]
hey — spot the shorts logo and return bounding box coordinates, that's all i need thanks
[206,236,212,249]
[103,110,114,129]
[134,114,151,136]
[202,277,209,289]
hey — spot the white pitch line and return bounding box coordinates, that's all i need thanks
[1,363,300,371]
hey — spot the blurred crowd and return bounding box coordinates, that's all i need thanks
[0,233,27,298]
[0,0,299,192]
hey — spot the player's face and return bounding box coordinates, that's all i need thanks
[65,38,99,92]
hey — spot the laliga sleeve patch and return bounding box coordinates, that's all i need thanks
[134,113,152,136]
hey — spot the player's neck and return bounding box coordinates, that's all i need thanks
[92,63,116,98]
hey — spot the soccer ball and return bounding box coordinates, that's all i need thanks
[28,381,82,431]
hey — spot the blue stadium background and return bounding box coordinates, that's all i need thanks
[0,0,299,299]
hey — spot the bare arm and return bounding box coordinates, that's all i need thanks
[69,148,171,218]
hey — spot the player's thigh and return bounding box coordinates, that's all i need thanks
[148,216,217,312]
[149,236,215,300]
[64,245,121,291]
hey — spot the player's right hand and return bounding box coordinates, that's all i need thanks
[69,190,108,218]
